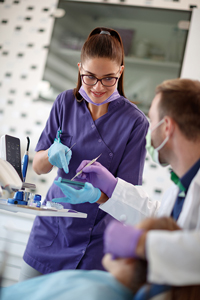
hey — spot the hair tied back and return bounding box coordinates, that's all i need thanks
[100,30,111,35]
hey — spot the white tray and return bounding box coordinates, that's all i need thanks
[0,200,87,218]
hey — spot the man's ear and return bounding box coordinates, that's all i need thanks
[164,116,175,137]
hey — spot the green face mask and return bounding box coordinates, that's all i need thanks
[145,119,169,166]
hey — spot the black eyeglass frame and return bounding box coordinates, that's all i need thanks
[80,66,121,87]
[81,75,119,87]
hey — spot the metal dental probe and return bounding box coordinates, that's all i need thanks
[71,153,102,181]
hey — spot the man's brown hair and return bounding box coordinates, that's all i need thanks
[156,78,200,141]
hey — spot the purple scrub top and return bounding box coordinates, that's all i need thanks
[23,89,149,274]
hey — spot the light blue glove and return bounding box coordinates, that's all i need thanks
[52,177,101,204]
[48,140,72,174]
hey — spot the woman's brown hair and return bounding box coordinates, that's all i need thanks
[73,27,125,101]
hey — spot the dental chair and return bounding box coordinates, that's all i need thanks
[133,284,171,300]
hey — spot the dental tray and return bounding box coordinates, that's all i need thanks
[0,199,87,218]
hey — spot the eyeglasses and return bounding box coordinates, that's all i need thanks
[80,66,121,87]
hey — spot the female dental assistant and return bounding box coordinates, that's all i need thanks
[19,27,149,280]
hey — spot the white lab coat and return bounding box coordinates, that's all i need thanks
[100,169,200,285]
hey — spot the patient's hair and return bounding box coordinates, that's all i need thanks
[171,285,200,300]
[131,262,200,300]
[130,259,148,294]
[130,217,200,299]
[130,253,200,300]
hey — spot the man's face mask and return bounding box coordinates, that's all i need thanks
[145,118,169,166]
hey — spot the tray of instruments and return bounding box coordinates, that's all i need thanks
[0,199,87,218]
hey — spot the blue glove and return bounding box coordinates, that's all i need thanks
[52,177,101,204]
[48,140,72,174]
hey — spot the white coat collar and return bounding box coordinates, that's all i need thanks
[178,167,200,229]
[158,167,200,224]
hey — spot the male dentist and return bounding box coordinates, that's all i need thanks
[72,78,200,285]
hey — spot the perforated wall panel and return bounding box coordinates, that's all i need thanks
[0,0,173,288]
[0,0,59,197]
[0,0,172,200]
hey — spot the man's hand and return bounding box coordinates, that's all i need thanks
[76,161,117,198]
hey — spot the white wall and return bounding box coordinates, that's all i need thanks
[0,0,59,198]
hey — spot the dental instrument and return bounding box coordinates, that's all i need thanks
[71,153,102,181]
[67,142,76,153]
[57,130,77,153]
[22,137,30,182]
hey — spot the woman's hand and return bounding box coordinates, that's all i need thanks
[52,177,101,204]
[48,140,72,174]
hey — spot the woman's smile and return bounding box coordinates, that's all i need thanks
[91,90,106,98]
[79,57,121,104]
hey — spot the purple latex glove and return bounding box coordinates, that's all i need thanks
[104,220,144,259]
[76,161,117,198]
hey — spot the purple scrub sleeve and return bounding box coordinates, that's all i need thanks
[23,89,149,274]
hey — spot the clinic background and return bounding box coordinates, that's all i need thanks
[0,0,200,287]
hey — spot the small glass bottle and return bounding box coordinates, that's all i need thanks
[33,194,42,208]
